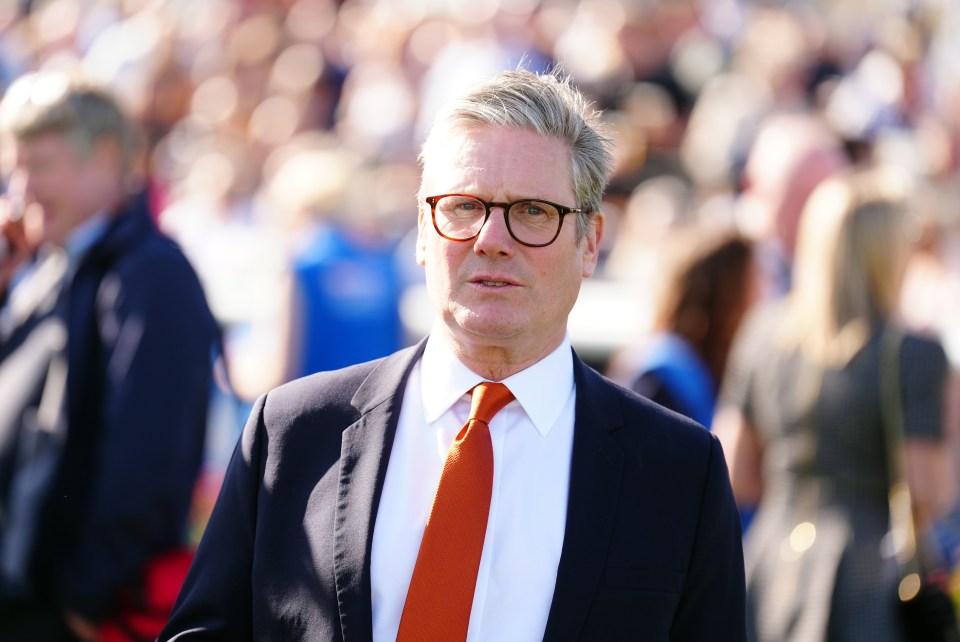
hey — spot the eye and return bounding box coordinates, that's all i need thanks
[456,200,482,212]
[516,202,547,216]
[437,196,485,218]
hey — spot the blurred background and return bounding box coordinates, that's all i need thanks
[4,0,960,538]
[7,0,960,623]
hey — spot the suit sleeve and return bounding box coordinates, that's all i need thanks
[158,393,267,641]
[670,435,746,641]
[55,256,216,618]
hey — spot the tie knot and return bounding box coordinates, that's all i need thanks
[469,382,515,425]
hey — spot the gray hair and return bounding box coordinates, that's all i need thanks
[0,71,140,171]
[419,69,614,241]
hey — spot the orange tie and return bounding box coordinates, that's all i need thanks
[397,382,515,641]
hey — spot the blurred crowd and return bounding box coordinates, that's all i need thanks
[3,0,960,378]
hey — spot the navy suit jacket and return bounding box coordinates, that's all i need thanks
[0,191,219,620]
[161,340,746,641]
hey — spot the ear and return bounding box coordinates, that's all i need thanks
[581,212,604,278]
[92,136,123,168]
[415,202,429,267]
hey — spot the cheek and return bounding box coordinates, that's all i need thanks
[37,168,77,203]
[538,252,579,297]
[421,239,458,287]
[26,170,53,198]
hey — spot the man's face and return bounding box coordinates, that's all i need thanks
[9,131,106,247]
[417,124,603,365]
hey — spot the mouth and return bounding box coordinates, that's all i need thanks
[470,276,519,288]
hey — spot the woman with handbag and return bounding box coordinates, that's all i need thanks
[715,166,957,641]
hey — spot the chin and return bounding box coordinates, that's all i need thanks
[451,312,523,344]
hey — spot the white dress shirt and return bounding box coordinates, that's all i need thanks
[370,329,577,641]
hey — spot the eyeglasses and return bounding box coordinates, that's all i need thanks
[425,194,588,248]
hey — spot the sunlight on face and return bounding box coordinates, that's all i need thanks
[417,124,603,365]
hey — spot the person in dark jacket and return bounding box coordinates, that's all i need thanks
[160,68,745,642]
[0,71,219,641]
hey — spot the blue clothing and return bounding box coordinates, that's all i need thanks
[291,226,403,376]
[630,333,756,531]
[0,190,219,621]
[631,333,716,428]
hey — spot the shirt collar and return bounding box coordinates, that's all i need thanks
[64,212,110,269]
[420,325,575,437]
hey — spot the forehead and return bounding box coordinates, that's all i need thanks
[11,130,78,165]
[2,131,66,176]
[422,124,575,203]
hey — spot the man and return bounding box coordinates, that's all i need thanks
[0,72,219,640]
[736,112,849,298]
[161,69,745,641]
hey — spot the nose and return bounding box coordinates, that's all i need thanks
[6,169,27,197]
[473,206,515,257]
[6,169,38,207]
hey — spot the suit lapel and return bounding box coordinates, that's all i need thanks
[0,250,67,347]
[333,340,426,642]
[543,353,626,642]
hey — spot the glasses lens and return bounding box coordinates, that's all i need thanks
[508,200,561,245]
[434,195,486,240]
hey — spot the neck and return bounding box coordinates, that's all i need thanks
[75,181,128,226]
[98,183,129,217]
[438,327,565,381]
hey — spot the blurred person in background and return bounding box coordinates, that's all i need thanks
[714,166,955,641]
[0,71,219,642]
[0,171,59,507]
[602,174,693,287]
[608,224,757,429]
[0,171,45,301]
[736,112,850,298]
[894,179,960,592]
[160,68,745,642]
[222,137,407,401]
[264,139,405,381]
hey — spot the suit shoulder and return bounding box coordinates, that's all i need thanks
[263,359,382,422]
[606,370,710,439]
[112,228,199,283]
[590,368,718,465]
[258,340,422,432]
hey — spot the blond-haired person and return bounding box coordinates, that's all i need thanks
[715,167,955,641]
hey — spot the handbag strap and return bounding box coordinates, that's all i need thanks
[878,324,927,597]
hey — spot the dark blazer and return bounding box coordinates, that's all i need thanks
[161,340,746,641]
[0,251,68,506]
[0,191,219,621]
